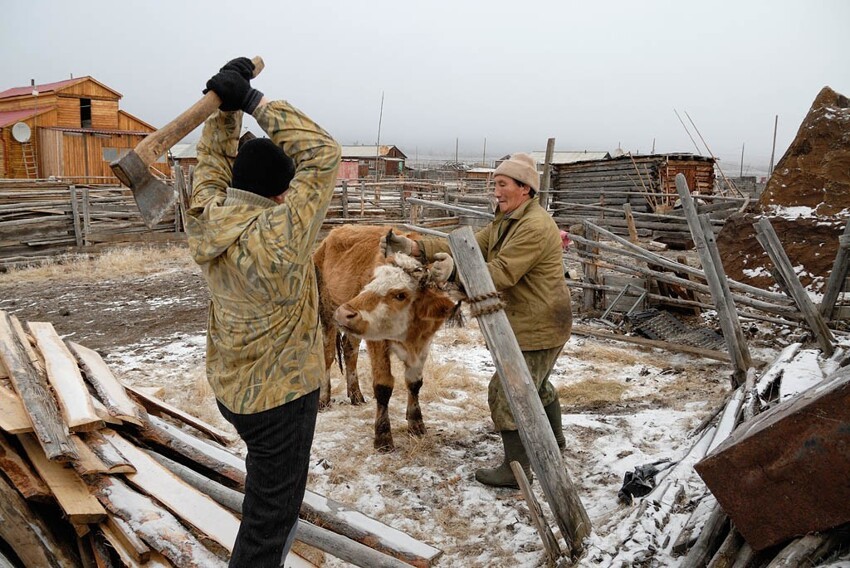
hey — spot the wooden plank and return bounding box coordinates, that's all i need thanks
[0,381,33,434]
[27,322,103,432]
[0,432,51,500]
[68,341,145,426]
[82,430,136,474]
[70,434,110,475]
[124,383,232,445]
[571,325,731,362]
[100,429,240,553]
[448,226,591,555]
[820,218,850,319]
[754,217,835,356]
[0,472,81,567]
[99,520,145,567]
[695,365,850,550]
[103,515,151,563]
[18,432,107,524]
[0,311,77,461]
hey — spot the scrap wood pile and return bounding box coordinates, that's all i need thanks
[0,309,441,568]
[586,343,850,566]
[0,181,180,270]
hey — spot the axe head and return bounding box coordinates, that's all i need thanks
[111,151,177,229]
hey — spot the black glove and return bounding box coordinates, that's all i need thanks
[204,70,264,114]
[220,57,255,80]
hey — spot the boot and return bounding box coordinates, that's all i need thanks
[475,430,532,488]
[544,400,566,450]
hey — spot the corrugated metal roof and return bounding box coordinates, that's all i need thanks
[525,151,612,164]
[341,145,405,159]
[0,77,88,99]
[0,106,55,127]
[43,126,152,136]
[170,142,198,159]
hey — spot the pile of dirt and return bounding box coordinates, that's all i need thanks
[717,86,850,291]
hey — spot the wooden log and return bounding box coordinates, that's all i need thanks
[754,217,835,356]
[730,541,757,568]
[27,322,102,432]
[123,383,233,445]
[0,312,77,462]
[0,472,81,567]
[0,432,51,500]
[88,475,228,568]
[82,430,136,474]
[571,325,730,362]
[406,197,494,220]
[18,432,107,524]
[510,461,563,566]
[706,528,744,568]
[819,217,850,320]
[103,515,151,564]
[67,341,145,426]
[680,504,730,568]
[148,450,417,568]
[448,226,591,555]
[695,365,850,550]
[0,381,33,434]
[100,429,240,553]
[671,495,717,556]
[676,174,751,384]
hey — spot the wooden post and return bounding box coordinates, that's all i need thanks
[819,217,850,320]
[581,221,600,312]
[753,217,835,356]
[81,186,91,246]
[448,226,591,555]
[69,185,83,247]
[359,181,365,217]
[341,180,349,219]
[539,137,556,211]
[676,174,751,385]
[623,202,638,243]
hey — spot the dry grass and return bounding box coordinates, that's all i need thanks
[0,244,196,284]
[557,377,627,406]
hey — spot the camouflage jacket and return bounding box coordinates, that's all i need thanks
[186,101,340,413]
[420,197,571,351]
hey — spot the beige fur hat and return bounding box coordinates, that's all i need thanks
[494,153,540,192]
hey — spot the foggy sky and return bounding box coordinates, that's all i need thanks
[2,0,848,176]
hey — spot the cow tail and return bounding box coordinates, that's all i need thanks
[446,301,465,328]
[335,331,345,375]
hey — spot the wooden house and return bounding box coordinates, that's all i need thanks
[338,145,407,181]
[0,77,167,182]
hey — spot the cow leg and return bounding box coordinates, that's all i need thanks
[342,334,365,405]
[403,360,426,438]
[319,321,336,409]
[367,340,394,451]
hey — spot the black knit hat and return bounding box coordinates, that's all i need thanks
[231,138,295,198]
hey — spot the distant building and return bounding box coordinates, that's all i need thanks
[338,145,407,181]
[0,76,166,182]
[496,151,612,170]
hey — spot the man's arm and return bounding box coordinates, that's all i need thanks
[190,110,243,210]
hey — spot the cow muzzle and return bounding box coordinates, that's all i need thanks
[333,304,367,336]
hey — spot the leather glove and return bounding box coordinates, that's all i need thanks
[204,70,264,114]
[430,253,454,282]
[219,57,255,80]
[380,229,415,257]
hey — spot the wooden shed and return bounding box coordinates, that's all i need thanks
[339,145,407,181]
[0,77,168,183]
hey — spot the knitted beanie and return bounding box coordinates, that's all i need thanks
[231,138,295,198]
[494,153,540,192]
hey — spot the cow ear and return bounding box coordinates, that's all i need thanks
[417,291,457,321]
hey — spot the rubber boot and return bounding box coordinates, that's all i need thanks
[474,430,532,488]
[544,400,566,450]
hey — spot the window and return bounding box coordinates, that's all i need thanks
[102,147,130,162]
[80,98,92,128]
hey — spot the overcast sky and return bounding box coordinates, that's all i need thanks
[2,1,848,175]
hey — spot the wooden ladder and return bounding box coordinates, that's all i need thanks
[21,141,37,179]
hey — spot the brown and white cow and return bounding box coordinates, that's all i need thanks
[313,224,459,451]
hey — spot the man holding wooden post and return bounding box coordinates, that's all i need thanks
[382,152,572,488]
[186,57,340,566]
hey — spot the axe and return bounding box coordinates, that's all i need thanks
[111,56,265,228]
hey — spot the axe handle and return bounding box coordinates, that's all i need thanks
[134,56,264,166]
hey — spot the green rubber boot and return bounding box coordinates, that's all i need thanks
[474,430,532,488]
[544,400,566,450]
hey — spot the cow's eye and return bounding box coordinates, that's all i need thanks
[394,292,408,302]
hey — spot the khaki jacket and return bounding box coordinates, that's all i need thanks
[421,197,571,350]
[186,101,340,413]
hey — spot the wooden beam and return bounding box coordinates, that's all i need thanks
[67,341,145,426]
[754,217,835,356]
[27,322,102,432]
[571,325,731,362]
[0,311,77,461]
[448,226,591,555]
[18,432,106,524]
[819,218,850,320]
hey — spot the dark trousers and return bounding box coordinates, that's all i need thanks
[217,390,319,568]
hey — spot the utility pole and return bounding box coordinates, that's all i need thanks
[740,143,745,178]
[375,91,384,181]
[482,137,487,167]
[768,115,778,177]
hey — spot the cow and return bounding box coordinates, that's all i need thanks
[313,224,460,451]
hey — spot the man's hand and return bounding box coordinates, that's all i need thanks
[430,252,454,283]
[204,59,264,114]
[380,229,415,257]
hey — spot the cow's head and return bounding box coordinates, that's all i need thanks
[333,253,459,342]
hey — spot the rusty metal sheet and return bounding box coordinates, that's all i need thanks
[695,367,850,550]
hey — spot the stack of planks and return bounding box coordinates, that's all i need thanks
[0,181,181,269]
[0,309,442,568]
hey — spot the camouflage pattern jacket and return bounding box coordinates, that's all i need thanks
[420,197,571,351]
[186,101,340,413]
